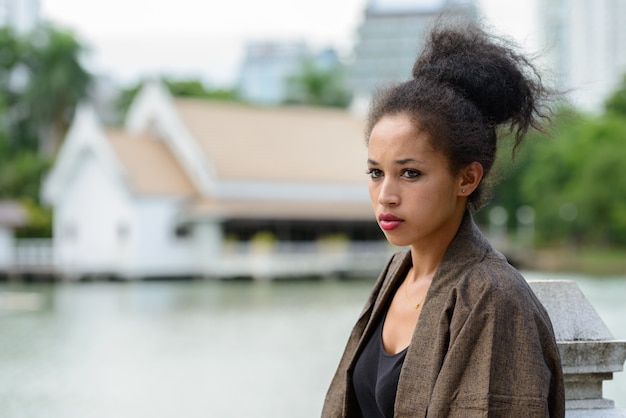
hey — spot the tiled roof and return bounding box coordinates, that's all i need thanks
[108,99,374,221]
[190,197,374,221]
[107,129,197,196]
[173,99,368,184]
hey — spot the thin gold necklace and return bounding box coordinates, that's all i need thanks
[404,279,427,309]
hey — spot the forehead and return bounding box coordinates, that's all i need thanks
[368,113,434,155]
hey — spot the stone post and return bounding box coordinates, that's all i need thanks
[529,281,626,417]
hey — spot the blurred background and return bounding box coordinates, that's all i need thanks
[0,0,624,416]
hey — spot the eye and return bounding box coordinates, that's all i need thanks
[402,169,422,179]
[366,168,383,179]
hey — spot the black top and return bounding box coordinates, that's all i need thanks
[353,313,408,418]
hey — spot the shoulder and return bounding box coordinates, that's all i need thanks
[459,252,543,314]
[471,252,526,290]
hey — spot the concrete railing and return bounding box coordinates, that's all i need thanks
[529,281,626,417]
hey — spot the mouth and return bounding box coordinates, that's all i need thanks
[378,214,403,231]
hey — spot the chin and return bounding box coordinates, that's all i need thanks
[383,234,411,248]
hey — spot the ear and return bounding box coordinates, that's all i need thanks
[458,162,484,196]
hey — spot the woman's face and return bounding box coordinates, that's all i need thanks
[367,113,467,248]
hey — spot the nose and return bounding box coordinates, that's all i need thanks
[376,178,400,206]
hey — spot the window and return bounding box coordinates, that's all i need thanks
[174,224,192,239]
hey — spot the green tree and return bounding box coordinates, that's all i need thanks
[164,78,238,100]
[0,27,30,151]
[516,110,588,244]
[562,115,626,245]
[605,73,626,117]
[515,111,626,247]
[0,28,21,85]
[21,24,92,155]
[0,25,91,237]
[284,58,352,108]
[477,107,577,229]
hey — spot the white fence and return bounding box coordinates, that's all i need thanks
[4,239,395,280]
[13,238,55,273]
[216,241,394,279]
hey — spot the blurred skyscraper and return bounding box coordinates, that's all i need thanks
[539,0,626,112]
[237,41,309,105]
[348,0,477,113]
[237,41,344,105]
[0,0,39,34]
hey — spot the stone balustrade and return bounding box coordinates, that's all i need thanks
[529,281,626,417]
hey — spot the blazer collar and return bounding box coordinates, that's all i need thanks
[352,211,491,363]
[395,211,494,415]
[379,210,490,305]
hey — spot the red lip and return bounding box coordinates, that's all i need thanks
[379,213,403,231]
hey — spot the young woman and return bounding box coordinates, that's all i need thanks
[322,22,565,418]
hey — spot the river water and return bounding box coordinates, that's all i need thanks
[0,272,624,418]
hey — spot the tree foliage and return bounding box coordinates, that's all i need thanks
[0,25,91,237]
[483,104,626,247]
[22,25,92,155]
[284,58,352,108]
[605,74,626,117]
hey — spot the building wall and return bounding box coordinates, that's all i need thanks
[540,0,626,112]
[237,41,343,106]
[349,1,477,101]
[350,11,432,96]
[53,148,134,277]
[237,41,309,105]
[0,227,13,268]
[52,149,201,278]
[130,198,196,278]
[0,0,39,33]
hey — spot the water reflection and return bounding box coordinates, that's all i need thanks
[0,280,373,418]
[0,275,624,417]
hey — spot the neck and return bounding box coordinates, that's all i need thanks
[408,210,465,281]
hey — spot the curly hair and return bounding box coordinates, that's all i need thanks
[366,21,552,211]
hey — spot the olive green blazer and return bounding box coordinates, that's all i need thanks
[322,212,565,417]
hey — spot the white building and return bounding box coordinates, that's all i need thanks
[0,0,39,33]
[538,0,626,112]
[41,83,388,280]
[0,201,26,273]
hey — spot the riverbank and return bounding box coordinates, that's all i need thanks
[516,247,626,276]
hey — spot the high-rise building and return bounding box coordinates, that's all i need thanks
[237,41,343,106]
[348,0,477,111]
[237,41,310,105]
[539,0,626,112]
[0,0,40,34]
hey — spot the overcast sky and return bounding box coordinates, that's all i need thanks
[40,0,539,87]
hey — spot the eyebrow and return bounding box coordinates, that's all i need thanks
[367,158,424,166]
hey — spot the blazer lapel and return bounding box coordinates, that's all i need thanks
[394,212,490,417]
[352,249,412,365]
